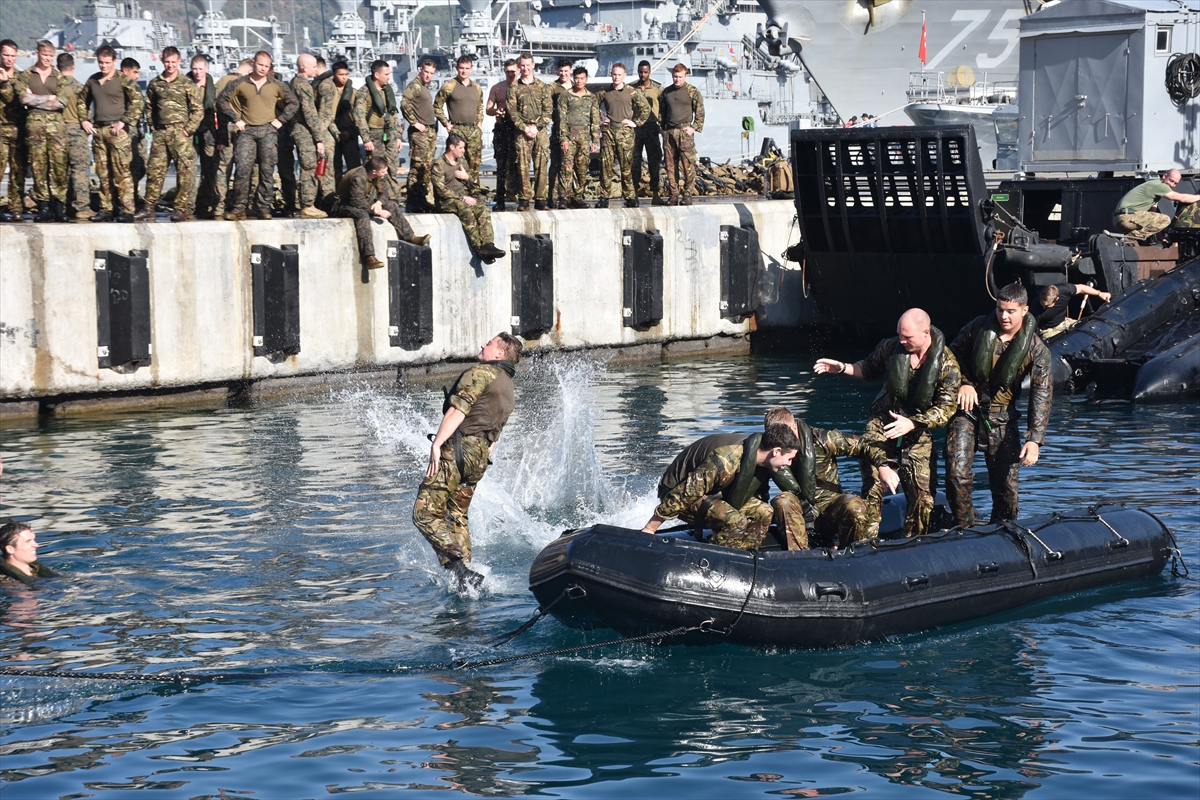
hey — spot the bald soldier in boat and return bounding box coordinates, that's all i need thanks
[814,308,961,537]
[945,282,1052,527]
[641,423,801,550]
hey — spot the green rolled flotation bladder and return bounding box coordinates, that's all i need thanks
[888,327,945,411]
[724,434,764,510]
[972,313,1035,392]
[772,420,817,505]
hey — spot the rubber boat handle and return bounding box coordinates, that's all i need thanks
[903,573,930,590]
[814,582,848,600]
[975,561,1000,575]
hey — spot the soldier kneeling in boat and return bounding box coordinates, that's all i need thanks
[0,522,56,586]
[641,423,800,550]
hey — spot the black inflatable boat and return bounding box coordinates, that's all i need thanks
[528,505,1178,648]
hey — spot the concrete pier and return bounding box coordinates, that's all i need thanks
[0,201,806,416]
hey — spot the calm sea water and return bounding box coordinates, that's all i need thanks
[1,353,1197,798]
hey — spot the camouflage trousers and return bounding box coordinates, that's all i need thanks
[557,128,593,201]
[600,124,636,199]
[1114,210,1171,240]
[229,123,278,214]
[192,128,220,217]
[407,127,438,206]
[92,122,134,213]
[413,433,492,566]
[663,127,698,199]
[64,126,92,214]
[130,133,147,196]
[492,120,516,203]
[438,195,493,252]
[945,412,1022,528]
[26,111,67,203]
[514,126,550,201]
[861,417,936,537]
[212,132,235,215]
[632,122,662,197]
[331,198,414,262]
[364,130,404,198]
[144,125,196,213]
[279,126,332,210]
[451,124,483,187]
[0,123,24,209]
[810,494,872,549]
[683,493,804,551]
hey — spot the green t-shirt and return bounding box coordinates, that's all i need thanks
[1117,180,1171,213]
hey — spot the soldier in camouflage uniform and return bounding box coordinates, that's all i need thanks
[15,40,73,221]
[217,51,298,220]
[946,283,1053,527]
[121,58,149,207]
[413,333,524,589]
[815,308,961,537]
[555,67,599,208]
[188,55,220,218]
[81,46,143,222]
[596,63,649,208]
[432,134,504,264]
[801,425,901,549]
[139,47,203,221]
[0,39,26,221]
[279,53,330,219]
[330,154,427,270]
[632,60,665,204]
[434,55,485,188]
[353,60,404,201]
[402,58,439,212]
[507,53,553,211]
[486,60,518,210]
[319,61,358,183]
[210,59,252,218]
[547,59,573,208]
[660,64,705,205]
[643,424,801,549]
[56,53,92,221]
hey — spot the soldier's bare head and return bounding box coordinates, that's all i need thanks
[252,51,272,79]
[190,54,209,82]
[480,333,523,364]
[296,53,317,78]
[371,59,391,87]
[1164,169,1182,187]
[995,282,1028,334]
[57,53,74,74]
[759,424,800,471]
[896,308,932,355]
[764,406,797,434]
[364,155,388,178]
[161,46,181,77]
[0,40,18,70]
[96,45,117,75]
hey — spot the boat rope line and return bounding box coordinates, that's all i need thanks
[485,584,585,648]
[700,548,760,637]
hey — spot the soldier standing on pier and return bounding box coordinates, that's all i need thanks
[56,53,92,221]
[353,60,404,200]
[486,60,518,211]
[413,333,524,590]
[547,58,573,208]
[320,61,358,182]
[554,66,599,209]
[120,58,148,208]
[432,133,505,264]
[188,55,221,219]
[211,58,252,218]
[0,39,26,221]
[434,55,485,190]
[632,60,664,205]
[659,64,704,206]
[140,46,203,222]
[82,44,142,223]
[217,51,298,221]
[401,58,438,213]
[15,40,73,222]
[814,308,961,537]
[281,53,330,219]
[507,52,553,211]
[596,63,648,208]
[945,283,1052,527]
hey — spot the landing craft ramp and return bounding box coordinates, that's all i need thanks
[790,125,994,333]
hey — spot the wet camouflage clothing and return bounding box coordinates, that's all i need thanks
[787,427,894,550]
[660,82,704,200]
[855,336,962,537]
[83,72,144,212]
[432,153,493,252]
[554,90,599,201]
[0,71,26,210]
[413,363,517,566]
[331,165,414,261]
[507,78,553,201]
[945,315,1053,526]
[597,85,649,200]
[212,131,235,215]
[434,78,484,186]
[632,79,663,197]
[16,67,75,203]
[144,73,204,212]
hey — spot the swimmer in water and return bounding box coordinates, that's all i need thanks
[0,522,57,586]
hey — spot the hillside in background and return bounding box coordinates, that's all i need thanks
[0,0,453,53]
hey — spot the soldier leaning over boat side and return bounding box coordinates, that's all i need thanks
[815,308,961,538]
[1112,169,1200,243]
[414,333,524,590]
[0,38,27,221]
[945,282,1053,528]
[642,424,800,550]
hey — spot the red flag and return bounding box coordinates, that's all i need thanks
[919,13,928,65]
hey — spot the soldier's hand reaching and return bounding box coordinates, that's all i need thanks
[957,384,978,411]
[1019,441,1040,467]
[883,411,915,439]
[878,465,901,495]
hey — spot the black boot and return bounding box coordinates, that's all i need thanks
[34,201,52,222]
[51,199,68,222]
[447,559,484,590]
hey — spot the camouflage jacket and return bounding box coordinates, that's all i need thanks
[317,77,353,138]
[554,90,599,141]
[352,83,401,141]
[15,67,79,117]
[950,314,1053,444]
[288,74,326,136]
[659,82,705,132]
[656,443,744,519]
[596,84,649,127]
[856,336,961,431]
[0,68,26,126]
[145,73,203,131]
[336,165,392,209]
[59,74,86,124]
[810,427,893,514]
[506,77,553,130]
[81,71,144,126]
[400,78,436,128]
[433,78,483,129]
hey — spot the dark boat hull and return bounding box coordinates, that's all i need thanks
[528,506,1174,648]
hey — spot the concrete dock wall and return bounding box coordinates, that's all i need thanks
[0,201,802,407]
